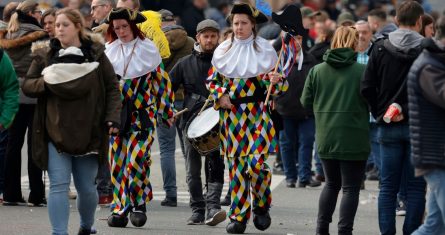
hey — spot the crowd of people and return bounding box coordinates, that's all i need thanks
[0,0,444,235]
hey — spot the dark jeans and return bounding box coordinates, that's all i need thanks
[3,104,45,203]
[377,124,426,235]
[0,129,8,194]
[279,117,315,183]
[96,160,112,197]
[317,159,366,235]
[184,137,224,212]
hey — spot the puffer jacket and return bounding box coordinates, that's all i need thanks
[22,35,121,170]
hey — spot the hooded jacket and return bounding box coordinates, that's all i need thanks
[361,29,423,123]
[408,38,445,175]
[274,51,317,120]
[22,35,121,170]
[0,15,47,104]
[301,48,369,160]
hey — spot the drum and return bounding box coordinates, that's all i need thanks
[185,107,220,156]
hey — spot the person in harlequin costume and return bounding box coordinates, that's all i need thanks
[104,8,175,228]
[207,3,288,234]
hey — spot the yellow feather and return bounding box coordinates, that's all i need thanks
[139,10,171,59]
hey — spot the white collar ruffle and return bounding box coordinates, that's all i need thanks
[211,34,277,78]
[105,38,161,79]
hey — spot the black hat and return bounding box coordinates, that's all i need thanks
[230,2,268,24]
[272,4,305,36]
[107,8,146,24]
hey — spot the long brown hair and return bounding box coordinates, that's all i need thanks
[55,8,89,42]
[106,18,145,43]
[226,13,259,52]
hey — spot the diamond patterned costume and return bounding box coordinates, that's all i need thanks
[109,65,174,215]
[207,67,288,223]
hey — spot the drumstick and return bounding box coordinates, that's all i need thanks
[198,99,210,116]
[172,108,189,118]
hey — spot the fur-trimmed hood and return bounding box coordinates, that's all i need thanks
[0,28,47,49]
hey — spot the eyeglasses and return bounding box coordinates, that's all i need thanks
[91,4,105,12]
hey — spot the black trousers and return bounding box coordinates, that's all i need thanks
[317,158,366,235]
[3,104,45,203]
[184,137,225,212]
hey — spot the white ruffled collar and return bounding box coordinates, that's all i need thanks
[211,34,277,78]
[105,38,161,79]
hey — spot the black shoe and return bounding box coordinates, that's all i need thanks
[315,174,325,182]
[130,204,147,227]
[253,207,271,231]
[28,198,47,207]
[160,197,177,207]
[286,181,296,188]
[107,213,129,227]
[205,208,226,226]
[298,178,322,188]
[77,227,91,235]
[366,168,379,181]
[220,194,231,206]
[226,220,246,234]
[3,197,26,206]
[187,212,205,225]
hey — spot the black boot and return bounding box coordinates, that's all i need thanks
[252,207,271,231]
[130,204,147,227]
[205,182,226,226]
[226,220,246,234]
[107,213,129,228]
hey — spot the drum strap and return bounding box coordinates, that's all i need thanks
[230,93,267,105]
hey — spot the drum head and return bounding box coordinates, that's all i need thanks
[187,108,219,138]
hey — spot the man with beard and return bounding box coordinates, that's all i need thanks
[169,19,226,226]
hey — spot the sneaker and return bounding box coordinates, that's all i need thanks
[3,197,26,206]
[98,195,113,207]
[396,200,406,216]
[273,162,284,175]
[205,208,226,226]
[298,178,322,188]
[28,198,47,207]
[187,212,205,225]
[160,197,177,207]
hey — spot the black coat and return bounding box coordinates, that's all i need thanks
[274,51,317,120]
[360,37,422,123]
[181,5,205,38]
[407,38,445,173]
[169,47,213,127]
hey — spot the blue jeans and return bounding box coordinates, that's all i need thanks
[279,117,315,183]
[0,129,7,194]
[156,100,183,198]
[377,124,426,235]
[412,169,445,235]
[47,142,98,235]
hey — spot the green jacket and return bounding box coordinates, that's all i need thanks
[0,50,19,129]
[300,48,370,161]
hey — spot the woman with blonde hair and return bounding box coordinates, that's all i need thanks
[0,0,47,207]
[22,8,121,235]
[301,26,370,235]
